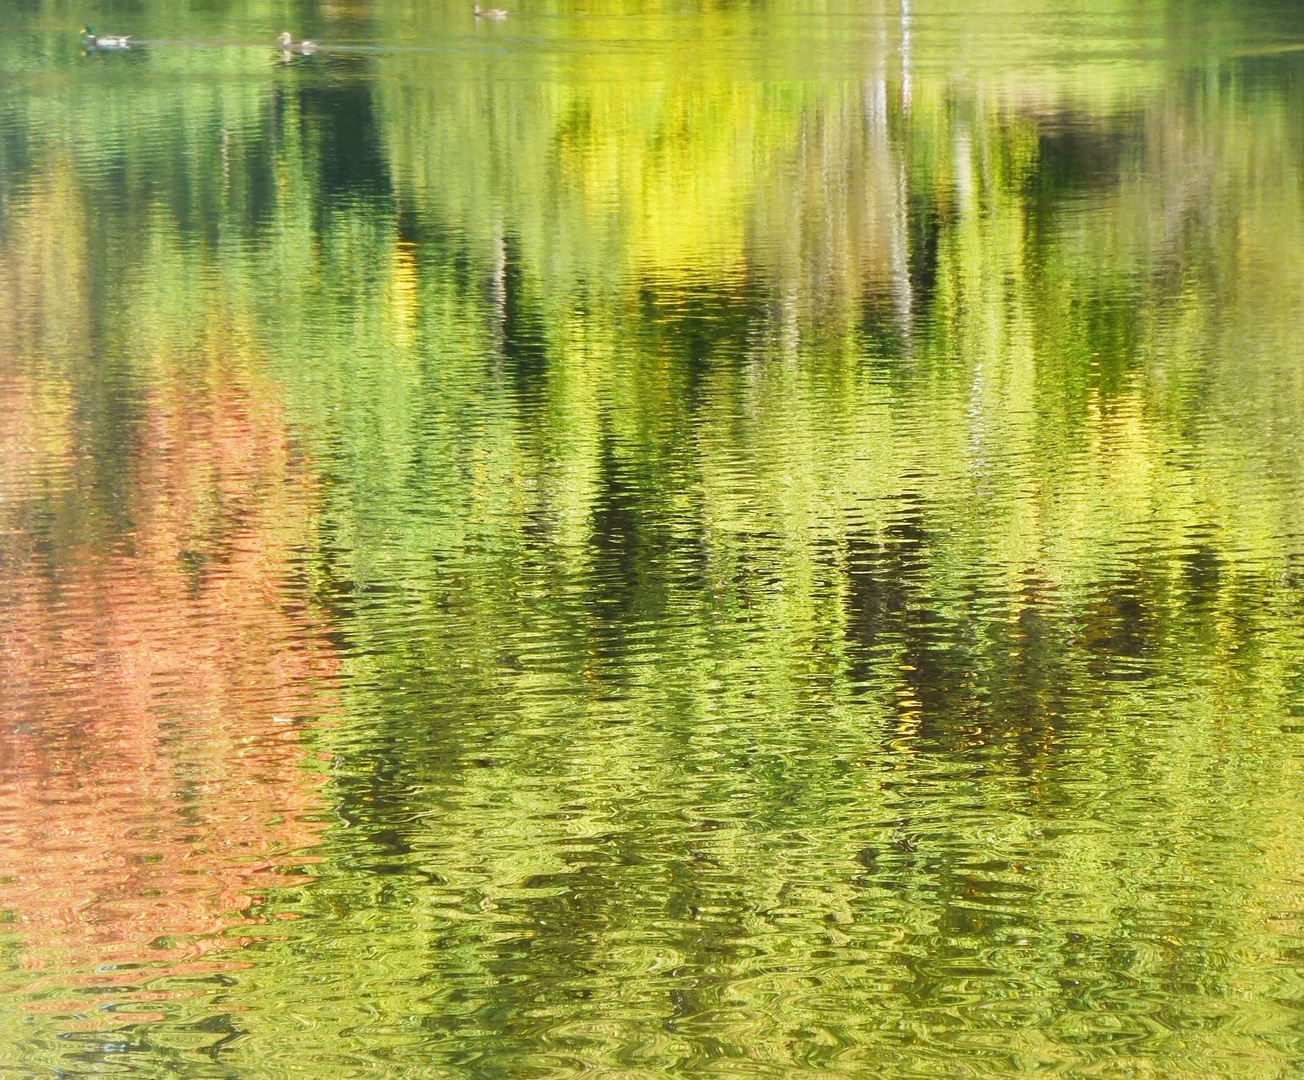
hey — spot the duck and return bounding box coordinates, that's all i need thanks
[81,25,131,49]
[473,4,508,19]
[277,31,318,54]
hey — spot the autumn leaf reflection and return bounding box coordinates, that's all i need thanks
[0,176,339,999]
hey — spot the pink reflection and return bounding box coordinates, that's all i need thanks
[0,348,339,998]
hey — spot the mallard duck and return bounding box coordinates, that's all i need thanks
[81,25,131,49]
[277,31,318,54]
[473,4,508,19]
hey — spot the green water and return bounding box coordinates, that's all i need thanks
[4,0,1304,1075]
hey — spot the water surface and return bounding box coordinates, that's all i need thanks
[4,1,1304,1076]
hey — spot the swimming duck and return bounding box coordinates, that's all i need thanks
[81,25,131,49]
[277,31,318,54]
[473,4,508,19]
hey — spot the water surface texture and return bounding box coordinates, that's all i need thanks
[4,0,1304,1076]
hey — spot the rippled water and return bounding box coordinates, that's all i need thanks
[4,0,1304,1075]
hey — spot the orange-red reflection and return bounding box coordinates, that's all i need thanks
[0,299,339,1002]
